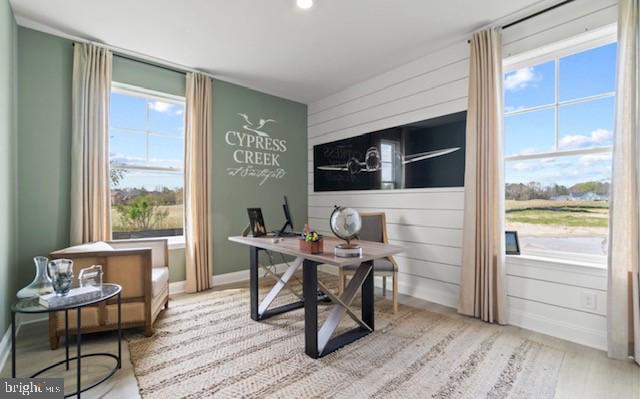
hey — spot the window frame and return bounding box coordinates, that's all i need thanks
[109,82,186,242]
[380,140,395,185]
[503,27,616,265]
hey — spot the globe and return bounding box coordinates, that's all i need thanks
[330,206,362,245]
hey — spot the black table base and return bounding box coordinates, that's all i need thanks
[248,246,374,359]
[11,291,122,399]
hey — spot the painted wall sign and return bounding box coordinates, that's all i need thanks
[313,111,466,191]
[225,113,288,185]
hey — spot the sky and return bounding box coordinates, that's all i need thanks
[504,42,616,188]
[109,92,185,190]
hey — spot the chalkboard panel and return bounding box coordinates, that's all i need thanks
[313,111,466,191]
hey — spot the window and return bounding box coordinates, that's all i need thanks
[503,39,616,261]
[380,141,395,189]
[109,84,185,239]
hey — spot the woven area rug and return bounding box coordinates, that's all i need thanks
[127,276,564,399]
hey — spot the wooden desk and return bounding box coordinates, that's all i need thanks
[228,235,403,359]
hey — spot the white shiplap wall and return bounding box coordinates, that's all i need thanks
[308,0,617,350]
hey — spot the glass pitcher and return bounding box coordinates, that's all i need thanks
[16,256,53,299]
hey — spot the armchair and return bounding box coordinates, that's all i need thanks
[48,238,170,349]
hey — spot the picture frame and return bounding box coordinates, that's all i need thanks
[247,208,267,237]
[505,230,520,255]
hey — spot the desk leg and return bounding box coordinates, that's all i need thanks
[362,261,375,330]
[11,311,15,378]
[117,292,122,369]
[303,260,319,359]
[249,246,259,321]
[65,309,69,370]
[77,309,81,399]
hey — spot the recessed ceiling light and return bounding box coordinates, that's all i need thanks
[296,0,314,10]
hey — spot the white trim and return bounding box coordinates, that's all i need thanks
[167,236,185,250]
[508,307,606,350]
[0,324,12,375]
[169,280,186,295]
[109,164,183,173]
[514,250,607,267]
[168,263,292,295]
[309,186,465,196]
[112,82,185,103]
[504,23,617,71]
[507,254,608,274]
[504,145,612,161]
[0,313,50,373]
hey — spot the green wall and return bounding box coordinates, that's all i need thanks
[212,80,307,275]
[168,248,186,282]
[17,28,73,288]
[113,55,185,97]
[15,27,307,286]
[0,0,18,332]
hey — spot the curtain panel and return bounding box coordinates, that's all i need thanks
[607,0,640,364]
[458,28,508,324]
[70,43,113,245]
[185,72,213,293]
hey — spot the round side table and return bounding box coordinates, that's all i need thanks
[11,283,122,398]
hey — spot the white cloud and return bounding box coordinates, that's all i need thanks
[504,67,538,92]
[149,101,173,113]
[559,129,612,149]
[579,153,613,167]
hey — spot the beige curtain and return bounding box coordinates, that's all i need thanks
[607,0,640,364]
[458,28,507,324]
[70,43,112,245]
[185,72,213,293]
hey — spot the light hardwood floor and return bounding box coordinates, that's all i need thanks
[2,276,639,399]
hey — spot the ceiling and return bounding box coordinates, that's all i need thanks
[10,0,551,104]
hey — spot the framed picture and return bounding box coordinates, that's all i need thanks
[505,231,520,255]
[247,208,267,237]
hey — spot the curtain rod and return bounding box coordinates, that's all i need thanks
[467,0,575,43]
[71,41,212,78]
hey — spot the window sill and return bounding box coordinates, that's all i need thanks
[506,253,607,275]
[167,236,185,250]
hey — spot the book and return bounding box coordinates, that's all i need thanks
[39,286,102,308]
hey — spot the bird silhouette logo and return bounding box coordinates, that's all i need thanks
[237,113,277,137]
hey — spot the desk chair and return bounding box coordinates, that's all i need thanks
[338,212,399,313]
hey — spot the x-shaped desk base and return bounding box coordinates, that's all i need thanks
[247,246,375,359]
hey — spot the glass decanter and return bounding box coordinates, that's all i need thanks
[16,256,54,299]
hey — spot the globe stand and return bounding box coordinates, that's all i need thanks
[334,239,362,258]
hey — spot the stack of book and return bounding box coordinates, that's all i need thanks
[39,286,102,308]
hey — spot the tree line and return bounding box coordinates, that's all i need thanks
[505,181,610,201]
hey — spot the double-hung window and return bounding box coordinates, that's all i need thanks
[109,83,185,239]
[503,35,616,263]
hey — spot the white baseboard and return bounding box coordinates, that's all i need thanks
[169,263,291,295]
[0,323,12,375]
[0,313,50,374]
[508,308,607,350]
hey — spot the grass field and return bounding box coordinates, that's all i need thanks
[505,200,608,229]
[111,204,183,232]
